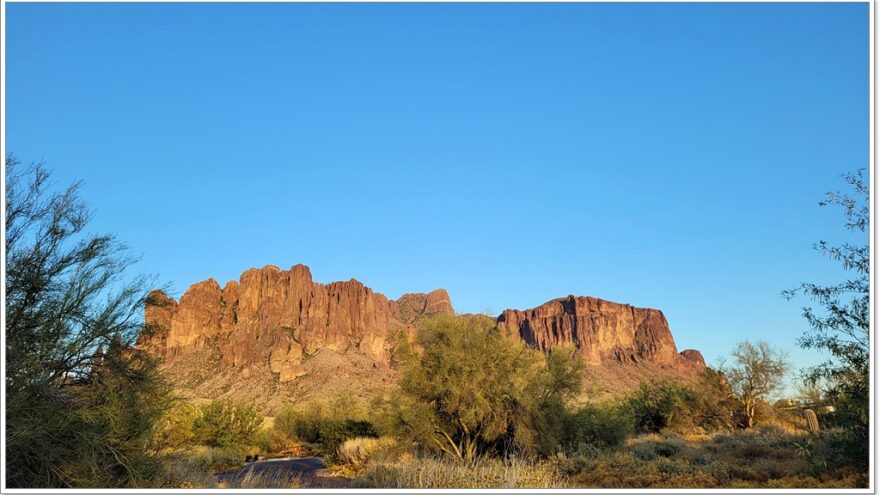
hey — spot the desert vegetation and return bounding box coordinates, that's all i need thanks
[4,157,869,489]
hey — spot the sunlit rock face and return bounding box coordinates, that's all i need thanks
[496,295,702,370]
[139,264,454,382]
[138,264,703,393]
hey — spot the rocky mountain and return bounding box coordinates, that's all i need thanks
[497,295,705,369]
[138,264,703,412]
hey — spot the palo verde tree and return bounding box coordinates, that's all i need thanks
[390,315,583,460]
[782,170,869,428]
[724,340,789,428]
[5,156,171,488]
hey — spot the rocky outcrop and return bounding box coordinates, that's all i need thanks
[141,264,703,398]
[391,289,454,324]
[496,295,698,369]
[136,290,176,356]
[679,348,706,368]
[143,264,457,383]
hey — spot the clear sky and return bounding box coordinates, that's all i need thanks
[6,3,869,386]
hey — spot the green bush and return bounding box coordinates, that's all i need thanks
[691,368,737,431]
[626,372,738,435]
[274,405,323,444]
[563,403,632,451]
[192,401,262,448]
[274,396,372,445]
[272,399,379,462]
[154,402,200,450]
[626,381,693,433]
[810,427,869,474]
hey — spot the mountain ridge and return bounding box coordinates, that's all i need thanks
[138,263,704,412]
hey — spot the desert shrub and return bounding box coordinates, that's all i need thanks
[274,396,371,445]
[192,401,262,448]
[5,158,173,488]
[274,404,323,443]
[562,402,632,451]
[154,401,200,450]
[626,381,693,434]
[355,455,568,488]
[557,427,869,489]
[273,399,379,462]
[690,368,737,431]
[626,371,741,436]
[252,428,273,453]
[629,434,686,461]
[337,436,397,467]
[808,428,869,475]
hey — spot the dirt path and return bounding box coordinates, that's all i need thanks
[215,456,352,488]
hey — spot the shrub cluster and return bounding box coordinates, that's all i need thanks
[554,429,866,488]
[626,371,737,435]
[192,401,263,448]
[561,402,632,451]
[272,397,379,462]
[154,400,263,452]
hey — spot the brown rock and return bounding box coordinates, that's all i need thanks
[144,264,415,376]
[137,290,177,356]
[167,278,223,352]
[679,349,706,368]
[391,289,455,324]
[424,289,454,315]
[496,295,694,369]
[139,263,703,410]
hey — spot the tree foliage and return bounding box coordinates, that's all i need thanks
[723,341,788,428]
[192,401,263,448]
[626,370,737,434]
[389,315,583,460]
[782,169,869,428]
[5,156,170,487]
[627,380,693,434]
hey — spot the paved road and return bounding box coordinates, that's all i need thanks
[216,456,326,485]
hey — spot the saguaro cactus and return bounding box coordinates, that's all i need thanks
[804,409,820,433]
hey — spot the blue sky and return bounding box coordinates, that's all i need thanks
[6,3,869,384]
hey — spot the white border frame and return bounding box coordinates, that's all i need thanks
[0,0,874,493]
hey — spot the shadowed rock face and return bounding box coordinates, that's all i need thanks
[140,264,703,389]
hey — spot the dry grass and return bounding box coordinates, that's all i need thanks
[158,455,221,488]
[187,445,245,471]
[216,469,304,489]
[337,436,396,467]
[354,454,567,488]
[159,453,305,488]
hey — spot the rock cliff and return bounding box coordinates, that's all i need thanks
[496,295,703,368]
[140,263,702,410]
[141,264,454,383]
